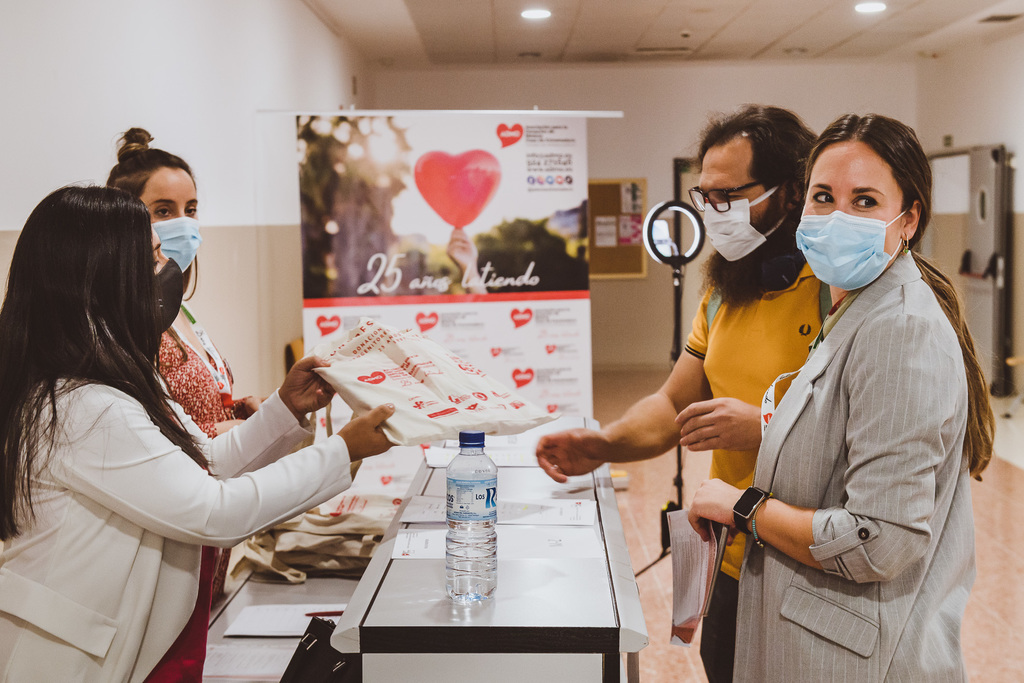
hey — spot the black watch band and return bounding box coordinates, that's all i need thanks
[733,486,770,533]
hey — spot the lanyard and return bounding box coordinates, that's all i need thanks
[761,368,801,436]
[176,305,233,404]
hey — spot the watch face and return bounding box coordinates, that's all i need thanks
[734,487,766,518]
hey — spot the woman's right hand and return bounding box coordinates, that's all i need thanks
[339,403,396,461]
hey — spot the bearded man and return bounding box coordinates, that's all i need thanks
[536,105,822,683]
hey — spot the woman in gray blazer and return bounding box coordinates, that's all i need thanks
[689,114,993,682]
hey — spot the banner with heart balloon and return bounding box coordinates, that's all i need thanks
[298,111,593,428]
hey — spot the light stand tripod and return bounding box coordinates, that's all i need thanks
[635,199,703,577]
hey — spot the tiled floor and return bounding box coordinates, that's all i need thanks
[596,366,1024,683]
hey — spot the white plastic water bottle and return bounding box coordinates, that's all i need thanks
[445,430,497,603]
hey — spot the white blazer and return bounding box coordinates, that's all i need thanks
[734,255,974,682]
[0,386,356,682]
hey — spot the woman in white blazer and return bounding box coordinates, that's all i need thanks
[689,114,993,681]
[0,186,395,682]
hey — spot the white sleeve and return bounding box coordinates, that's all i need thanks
[202,390,313,479]
[51,385,353,547]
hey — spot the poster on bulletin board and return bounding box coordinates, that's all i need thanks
[297,112,595,428]
[587,178,647,279]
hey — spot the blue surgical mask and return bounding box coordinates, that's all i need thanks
[154,216,202,271]
[796,210,906,290]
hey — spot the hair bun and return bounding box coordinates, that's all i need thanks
[116,127,154,162]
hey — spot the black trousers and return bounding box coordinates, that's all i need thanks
[699,571,738,683]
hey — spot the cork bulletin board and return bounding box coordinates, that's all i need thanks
[587,178,647,279]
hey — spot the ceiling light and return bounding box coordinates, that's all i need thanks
[855,2,886,13]
[521,9,551,20]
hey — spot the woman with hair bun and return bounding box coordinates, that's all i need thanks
[107,128,257,439]
[689,113,992,681]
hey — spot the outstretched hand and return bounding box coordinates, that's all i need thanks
[279,355,336,422]
[339,403,396,461]
[676,398,762,452]
[535,428,610,483]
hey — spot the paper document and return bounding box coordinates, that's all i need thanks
[667,510,726,647]
[223,603,347,637]
[424,446,540,468]
[439,415,587,451]
[392,524,604,560]
[203,644,294,680]
[401,495,596,526]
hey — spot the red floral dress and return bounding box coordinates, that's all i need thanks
[150,323,245,680]
[158,332,242,439]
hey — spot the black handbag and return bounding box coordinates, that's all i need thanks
[279,616,359,683]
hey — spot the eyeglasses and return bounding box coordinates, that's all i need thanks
[689,180,762,213]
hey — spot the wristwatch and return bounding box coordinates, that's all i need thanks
[733,486,771,533]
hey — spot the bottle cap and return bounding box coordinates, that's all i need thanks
[459,430,485,448]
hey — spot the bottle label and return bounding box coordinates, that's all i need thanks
[447,477,497,522]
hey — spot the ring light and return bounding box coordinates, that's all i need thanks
[642,200,704,268]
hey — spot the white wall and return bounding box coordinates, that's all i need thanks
[0,0,366,396]
[916,33,1024,196]
[916,32,1024,363]
[369,61,918,369]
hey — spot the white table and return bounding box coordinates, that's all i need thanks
[331,461,648,682]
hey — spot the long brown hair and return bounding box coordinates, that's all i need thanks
[807,114,993,479]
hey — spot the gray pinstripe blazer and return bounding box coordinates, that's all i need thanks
[733,255,974,682]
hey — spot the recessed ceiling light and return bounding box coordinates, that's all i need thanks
[855,2,887,13]
[521,9,551,20]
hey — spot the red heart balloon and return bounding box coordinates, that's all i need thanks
[414,150,501,228]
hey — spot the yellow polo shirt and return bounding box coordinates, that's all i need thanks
[685,262,825,579]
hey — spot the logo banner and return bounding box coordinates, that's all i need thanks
[298,112,593,423]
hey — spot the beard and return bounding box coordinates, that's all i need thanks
[702,206,803,307]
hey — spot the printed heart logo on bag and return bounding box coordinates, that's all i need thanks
[491,347,502,357]
[380,475,393,485]
[416,311,439,332]
[547,404,558,413]
[512,368,534,388]
[763,413,772,425]
[545,344,557,354]
[358,371,387,384]
[511,308,533,328]
[414,150,502,228]
[497,123,523,148]
[316,315,341,336]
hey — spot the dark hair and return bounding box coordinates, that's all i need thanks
[698,105,817,305]
[807,114,993,479]
[107,127,199,302]
[106,128,194,198]
[0,186,206,540]
[698,104,817,202]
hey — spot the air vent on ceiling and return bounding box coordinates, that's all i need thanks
[980,14,1022,23]
[635,46,692,54]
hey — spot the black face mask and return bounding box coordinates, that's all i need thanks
[155,259,184,332]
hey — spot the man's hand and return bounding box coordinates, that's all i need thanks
[535,428,611,483]
[339,404,396,461]
[279,355,336,421]
[676,398,761,452]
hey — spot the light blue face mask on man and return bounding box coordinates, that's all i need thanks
[796,210,905,290]
[154,216,202,271]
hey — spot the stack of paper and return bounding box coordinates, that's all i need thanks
[666,511,727,646]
